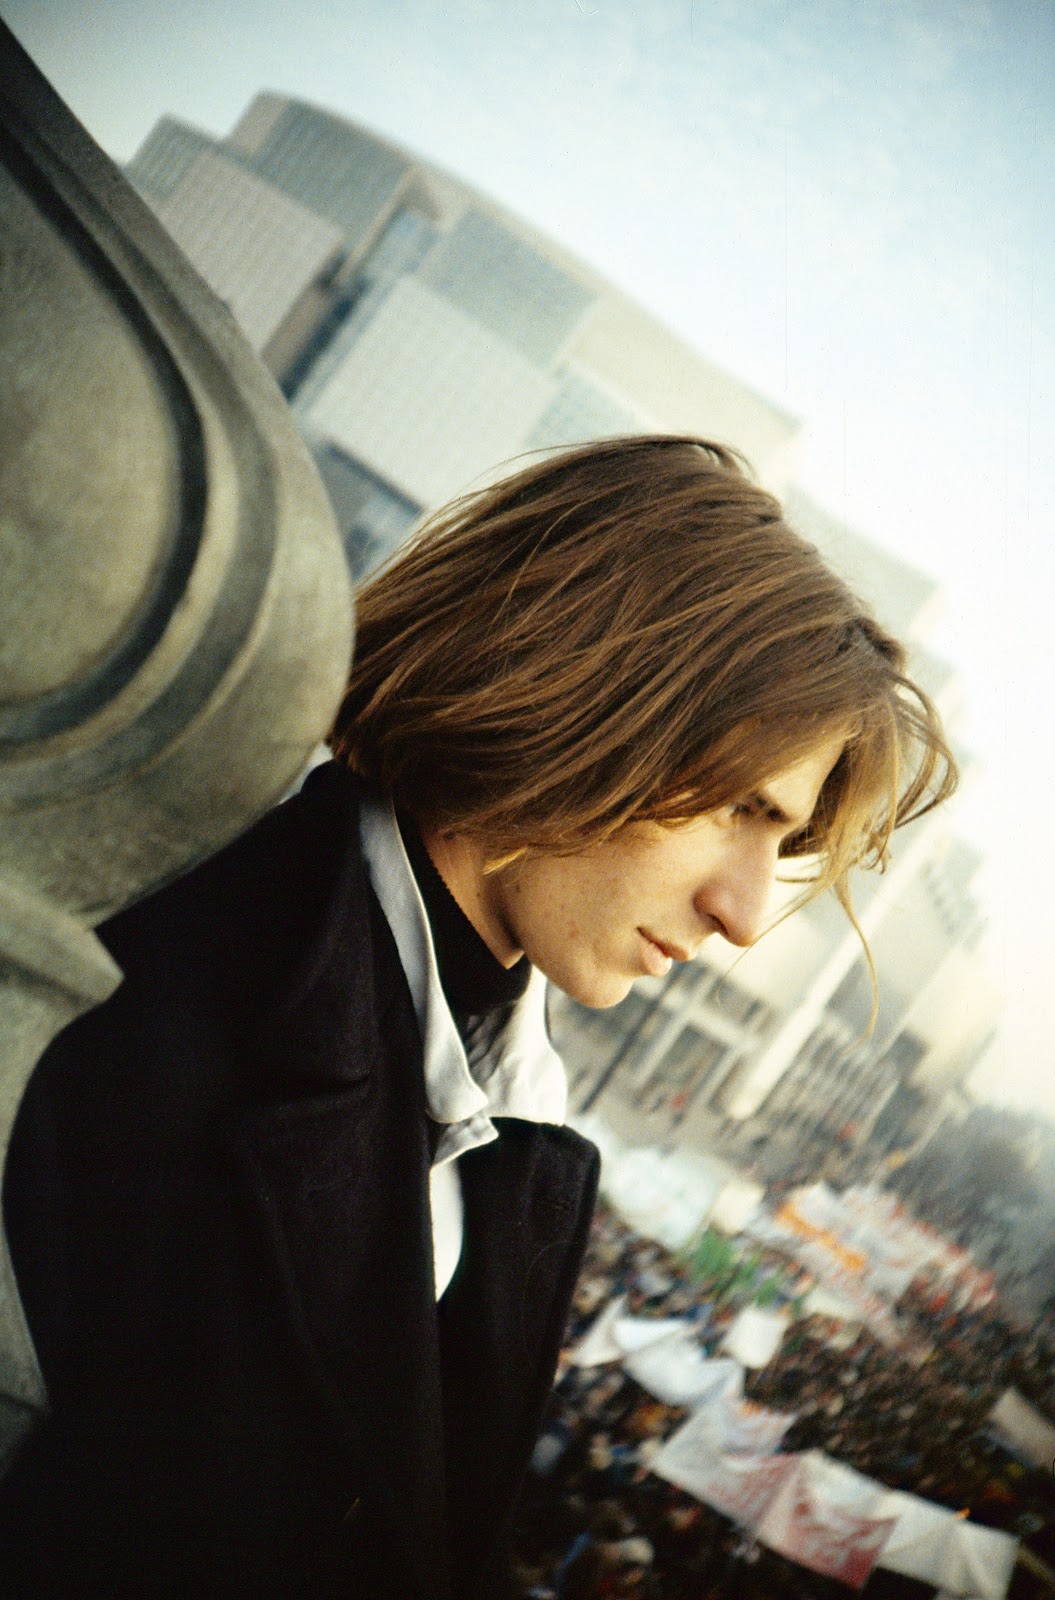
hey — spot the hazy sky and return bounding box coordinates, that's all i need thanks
[5,0,1054,1108]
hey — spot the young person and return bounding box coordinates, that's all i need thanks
[0,436,955,1598]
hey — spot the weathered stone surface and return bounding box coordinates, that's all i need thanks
[0,26,355,1471]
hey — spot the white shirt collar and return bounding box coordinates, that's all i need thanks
[357,788,567,1167]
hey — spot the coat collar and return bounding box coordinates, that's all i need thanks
[358,786,567,1160]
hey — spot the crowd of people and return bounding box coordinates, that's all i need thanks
[509,1200,1055,1599]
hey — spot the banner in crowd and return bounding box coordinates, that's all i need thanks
[986,1386,1055,1471]
[756,1465,894,1590]
[647,1387,795,1461]
[764,1182,995,1318]
[707,1176,765,1235]
[593,1140,732,1251]
[874,1489,1019,1599]
[714,1397,798,1456]
[651,1428,796,1528]
[653,1434,891,1586]
[651,1434,1017,1600]
[568,1294,630,1366]
[571,1296,684,1366]
[720,1303,789,1368]
[569,1299,753,1411]
[569,1298,710,1372]
[623,1334,745,1409]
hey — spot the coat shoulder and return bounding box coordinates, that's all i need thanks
[100,761,374,1023]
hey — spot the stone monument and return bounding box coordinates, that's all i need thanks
[0,27,354,1471]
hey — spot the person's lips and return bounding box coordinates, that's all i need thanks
[641,931,693,963]
[638,929,694,976]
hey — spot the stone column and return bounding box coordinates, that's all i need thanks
[0,27,354,1470]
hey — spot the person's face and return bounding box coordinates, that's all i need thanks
[486,735,845,1008]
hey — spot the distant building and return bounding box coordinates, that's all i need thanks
[128,96,798,575]
[128,96,995,1175]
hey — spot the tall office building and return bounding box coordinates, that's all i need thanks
[127,96,996,1171]
[127,95,798,575]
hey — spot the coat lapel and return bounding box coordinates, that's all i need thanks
[226,769,454,1596]
[218,768,598,1598]
[231,1062,451,1599]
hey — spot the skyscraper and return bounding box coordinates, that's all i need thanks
[128,94,798,574]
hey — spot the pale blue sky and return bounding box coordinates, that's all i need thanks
[5,0,1054,1108]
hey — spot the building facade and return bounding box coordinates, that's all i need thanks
[128,95,798,577]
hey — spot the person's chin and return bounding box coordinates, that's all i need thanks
[568,971,636,1010]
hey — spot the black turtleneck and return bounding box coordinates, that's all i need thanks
[397,813,531,1070]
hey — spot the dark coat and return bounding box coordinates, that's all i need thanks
[0,763,599,1599]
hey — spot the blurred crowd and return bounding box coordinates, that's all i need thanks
[509,1202,1055,1599]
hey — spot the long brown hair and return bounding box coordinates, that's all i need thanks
[331,436,956,915]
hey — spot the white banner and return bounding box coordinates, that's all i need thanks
[713,1397,797,1456]
[568,1299,701,1369]
[645,1390,793,1468]
[623,1335,745,1409]
[875,1489,1019,1600]
[651,1430,796,1529]
[568,1294,628,1366]
[987,1387,1055,1471]
[721,1303,789,1368]
[757,1469,894,1590]
[651,1427,1018,1600]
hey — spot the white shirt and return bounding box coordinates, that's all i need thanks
[357,789,568,1297]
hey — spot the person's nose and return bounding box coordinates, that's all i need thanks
[694,835,780,948]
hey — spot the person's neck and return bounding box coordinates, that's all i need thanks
[417,824,522,969]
